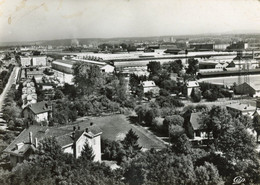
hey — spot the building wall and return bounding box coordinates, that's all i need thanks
[75,134,101,162]
[52,62,73,74]
[35,112,48,122]
[193,130,207,141]
[63,145,74,154]
[53,69,74,85]
[32,57,47,66]
[21,57,31,67]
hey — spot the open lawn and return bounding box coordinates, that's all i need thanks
[73,114,166,150]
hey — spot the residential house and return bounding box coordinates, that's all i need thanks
[22,101,52,123]
[226,103,256,117]
[183,81,200,97]
[141,80,160,96]
[21,80,37,108]
[100,64,115,73]
[235,82,260,97]
[189,112,208,142]
[4,123,102,167]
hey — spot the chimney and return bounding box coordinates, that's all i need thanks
[73,126,76,131]
[29,132,33,144]
[16,143,24,150]
[71,132,75,139]
[35,138,38,148]
[85,128,89,133]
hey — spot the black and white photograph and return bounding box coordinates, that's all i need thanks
[0,0,260,184]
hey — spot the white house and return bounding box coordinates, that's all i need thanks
[184,81,200,97]
[4,123,102,167]
[189,112,208,141]
[100,64,115,73]
[141,80,160,96]
[22,101,52,123]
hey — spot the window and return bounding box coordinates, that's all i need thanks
[195,131,201,137]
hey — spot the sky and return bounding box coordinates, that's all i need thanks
[1,0,260,42]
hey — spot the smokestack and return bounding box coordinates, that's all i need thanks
[29,132,33,144]
[35,138,38,148]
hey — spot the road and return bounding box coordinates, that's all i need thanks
[198,74,260,86]
[0,66,20,126]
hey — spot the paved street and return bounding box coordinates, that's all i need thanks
[0,66,20,129]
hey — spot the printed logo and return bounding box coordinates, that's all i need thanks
[233,176,245,184]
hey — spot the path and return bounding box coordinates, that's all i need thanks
[0,66,20,129]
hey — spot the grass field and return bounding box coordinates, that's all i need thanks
[74,114,166,150]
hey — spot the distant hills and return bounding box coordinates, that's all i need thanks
[1,32,260,47]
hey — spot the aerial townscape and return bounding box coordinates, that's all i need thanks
[1,0,260,185]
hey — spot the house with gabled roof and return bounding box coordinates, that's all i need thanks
[235,82,260,98]
[4,123,102,167]
[141,80,160,96]
[184,81,200,97]
[189,112,208,141]
[22,101,52,124]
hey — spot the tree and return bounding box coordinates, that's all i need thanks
[191,88,201,102]
[169,125,192,155]
[37,137,63,160]
[124,150,196,185]
[147,61,161,76]
[54,89,64,100]
[217,119,257,161]
[203,89,218,101]
[253,114,260,142]
[163,115,184,135]
[195,162,223,185]
[81,141,95,161]
[186,58,199,75]
[122,129,142,159]
[73,62,104,95]
[165,60,183,75]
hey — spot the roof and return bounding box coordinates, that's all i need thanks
[24,101,52,115]
[226,103,256,112]
[141,81,156,87]
[53,59,76,66]
[100,64,114,69]
[3,126,71,156]
[186,81,199,87]
[249,83,260,91]
[190,112,202,130]
[4,123,102,156]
